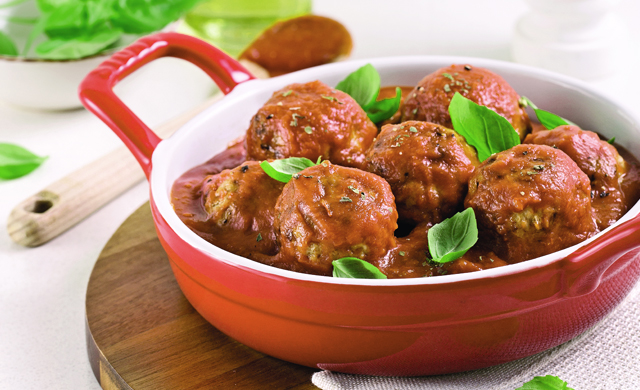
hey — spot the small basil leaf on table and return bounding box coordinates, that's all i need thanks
[0,143,47,180]
[260,157,318,183]
[0,31,18,56]
[366,87,402,123]
[335,63,380,109]
[448,92,520,162]
[428,208,478,264]
[332,257,387,279]
[519,96,577,129]
[515,375,574,390]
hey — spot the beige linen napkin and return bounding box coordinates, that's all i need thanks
[312,282,640,390]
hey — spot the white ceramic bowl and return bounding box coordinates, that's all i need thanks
[0,54,114,110]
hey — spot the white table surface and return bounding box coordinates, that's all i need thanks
[1,1,639,388]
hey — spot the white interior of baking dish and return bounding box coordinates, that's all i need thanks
[150,56,640,286]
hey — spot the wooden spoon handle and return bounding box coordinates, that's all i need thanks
[7,93,222,247]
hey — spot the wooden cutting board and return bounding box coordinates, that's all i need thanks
[85,202,319,389]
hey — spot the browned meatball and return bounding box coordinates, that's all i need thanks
[465,144,597,263]
[400,64,530,140]
[524,125,630,230]
[199,161,284,257]
[274,161,398,276]
[245,80,378,168]
[365,121,479,225]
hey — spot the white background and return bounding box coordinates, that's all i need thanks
[1,0,639,388]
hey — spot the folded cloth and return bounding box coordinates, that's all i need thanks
[312,283,640,390]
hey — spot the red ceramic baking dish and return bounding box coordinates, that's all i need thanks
[79,32,640,376]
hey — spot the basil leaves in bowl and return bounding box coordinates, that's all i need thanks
[0,0,198,110]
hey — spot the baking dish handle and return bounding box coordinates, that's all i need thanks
[562,212,640,297]
[79,32,255,178]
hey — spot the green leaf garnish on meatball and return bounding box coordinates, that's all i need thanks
[335,64,402,123]
[428,208,478,264]
[448,92,520,162]
[259,157,318,183]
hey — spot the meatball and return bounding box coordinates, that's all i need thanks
[364,121,479,225]
[400,64,530,140]
[524,125,630,230]
[274,161,398,276]
[245,80,378,168]
[465,144,597,263]
[200,161,284,257]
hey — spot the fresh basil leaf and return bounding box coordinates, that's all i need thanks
[336,65,401,123]
[85,0,117,30]
[428,208,478,264]
[449,92,520,162]
[260,157,317,183]
[332,257,387,279]
[112,0,200,34]
[366,87,401,123]
[22,15,47,56]
[6,16,39,24]
[35,29,121,60]
[515,375,574,390]
[534,108,577,130]
[607,137,616,144]
[42,2,86,39]
[36,0,72,14]
[27,0,196,59]
[519,96,577,129]
[0,31,18,56]
[335,63,380,109]
[0,143,47,180]
[1,0,31,9]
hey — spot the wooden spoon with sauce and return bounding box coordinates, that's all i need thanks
[239,15,353,77]
[7,15,353,247]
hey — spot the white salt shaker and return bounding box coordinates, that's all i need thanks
[512,0,628,80]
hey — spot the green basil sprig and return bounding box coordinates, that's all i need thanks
[0,0,199,59]
[428,207,478,264]
[332,257,387,279]
[36,30,122,60]
[0,31,18,56]
[519,96,577,129]
[449,92,520,162]
[335,64,402,124]
[367,87,402,123]
[260,156,321,183]
[0,143,47,180]
[515,375,574,390]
